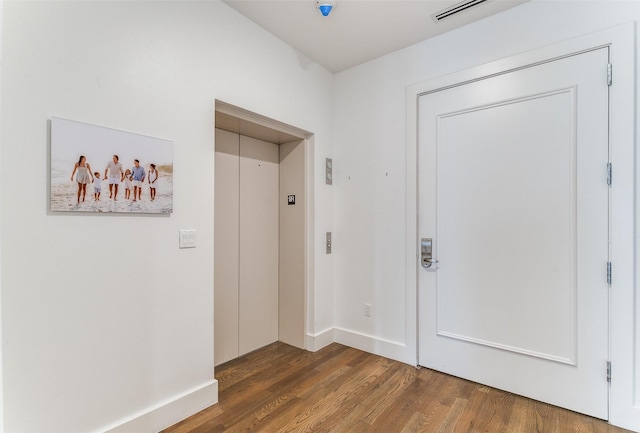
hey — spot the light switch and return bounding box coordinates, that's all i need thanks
[179,229,197,248]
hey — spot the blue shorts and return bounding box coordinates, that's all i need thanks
[94,187,101,193]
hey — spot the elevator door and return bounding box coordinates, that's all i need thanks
[215,129,279,366]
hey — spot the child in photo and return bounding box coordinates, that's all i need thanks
[93,172,102,201]
[148,163,158,201]
[124,169,133,200]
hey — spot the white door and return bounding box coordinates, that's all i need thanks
[418,48,610,418]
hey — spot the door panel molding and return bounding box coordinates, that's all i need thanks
[435,331,577,365]
[434,87,579,367]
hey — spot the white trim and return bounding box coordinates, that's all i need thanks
[100,380,218,433]
[307,327,413,364]
[607,23,639,433]
[305,134,316,351]
[0,0,4,429]
[306,328,334,352]
[334,328,412,364]
[406,23,638,432]
[215,100,311,141]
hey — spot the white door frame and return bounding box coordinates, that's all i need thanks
[405,23,637,432]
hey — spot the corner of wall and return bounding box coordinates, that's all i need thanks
[306,328,335,352]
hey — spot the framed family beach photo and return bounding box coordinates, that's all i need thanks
[50,117,173,214]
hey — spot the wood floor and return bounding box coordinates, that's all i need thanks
[163,342,633,433]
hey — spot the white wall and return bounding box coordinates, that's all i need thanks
[0,1,333,431]
[332,0,639,429]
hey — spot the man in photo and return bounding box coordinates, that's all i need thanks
[104,154,124,200]
[131,159,146,202]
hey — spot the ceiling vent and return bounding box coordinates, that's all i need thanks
[432,0,488,22]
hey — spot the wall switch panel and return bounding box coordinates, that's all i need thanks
[325,158,333,185]
[179,229,197,248]
[364,303,372,317]
[326,232,332,254]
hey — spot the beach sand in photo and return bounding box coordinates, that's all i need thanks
[51,166,173,214]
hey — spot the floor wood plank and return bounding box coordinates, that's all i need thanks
[163,342,634,433]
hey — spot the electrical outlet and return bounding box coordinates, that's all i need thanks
[364,303,372,317]
[326,232,332,254]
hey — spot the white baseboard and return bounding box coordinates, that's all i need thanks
[101,380,218,433]
[306,328,335,352]
[334,327,414,365]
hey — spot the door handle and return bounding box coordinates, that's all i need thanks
[421,238,439,269]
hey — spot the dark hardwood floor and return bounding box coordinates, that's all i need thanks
[163,342,633,433]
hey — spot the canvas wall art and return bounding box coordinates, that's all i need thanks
[51,117,173,214]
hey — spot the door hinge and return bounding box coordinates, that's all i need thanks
[607,361,611,383]
[607,262,612,285]
[607,63,612,86]
[607,163,612,185]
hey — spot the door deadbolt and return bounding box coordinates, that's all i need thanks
[421,238,438,269]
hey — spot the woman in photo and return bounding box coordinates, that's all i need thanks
[70,155,94,204]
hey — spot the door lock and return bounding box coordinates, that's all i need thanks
[421,238,438,269]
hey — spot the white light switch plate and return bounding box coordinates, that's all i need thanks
[179,229,197,248]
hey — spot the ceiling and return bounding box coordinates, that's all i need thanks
[222,0,529,73]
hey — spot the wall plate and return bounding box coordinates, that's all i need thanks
[325,158,333,185]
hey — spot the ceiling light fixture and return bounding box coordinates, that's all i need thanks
[316,0,335,17]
